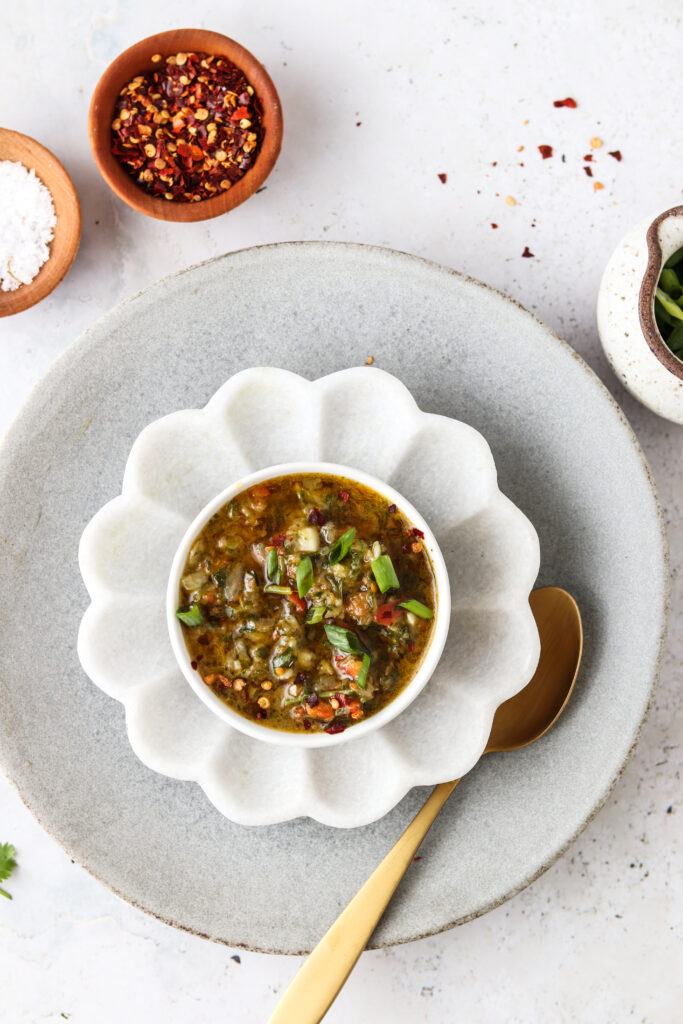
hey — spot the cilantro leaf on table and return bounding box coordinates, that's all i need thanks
[0,842,17,899]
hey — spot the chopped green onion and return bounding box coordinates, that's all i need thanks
[176,604,204,627]
[660,268,682,298]
[266,547,279,582]
[357,653,370,690]
[306,605,326,624]
[323,624,367,656]
[371,554,400,593]
[273,648,295,668]
[667,323,683,355]
[296,556,313,598]
[399,599,434,619]
[264,584,292,595]
[665,248,683,269]
[655,287,683,322]
[329,527,356,565]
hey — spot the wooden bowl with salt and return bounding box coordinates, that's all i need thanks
[0,127,81,318]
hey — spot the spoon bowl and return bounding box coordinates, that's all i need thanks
[270,586,583,1024]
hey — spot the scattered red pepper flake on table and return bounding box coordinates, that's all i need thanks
[491,222,498,229]
[593,181,604,191]
[365,355,374,365]
[538,144,553,159]
[583,154,593,162]
[608,150,622,161]
[522,246,534,257]
[584,166,593,177]
[553,97,577,108]
[437,173,447,184]
[110,51,263,203]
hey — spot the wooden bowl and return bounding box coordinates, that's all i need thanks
[88,29,283,223]
[0,128,81,318]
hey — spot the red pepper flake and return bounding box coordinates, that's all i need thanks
[492,161,497,166]
[553,97,577,108]
[307,507,327,526]
[583,154,593,162]
[522,246,534,258]
[584,166,593,177]
[365,355,374,365]
[335,692,349,707]
[255,709,267,720]
[356,121,362,126]
[401,543,411,554]
[412,527,425,538]
[339,489,350,504]
[437,172,447,184]
[190,660,198,670]
[412,856,422,862]
[491,222,498,229]
[303,719,311,729]
[387,503,397,513]
[608,150,622,161]
[325,722,346,735]
[538,145,553,159]
[272,532,286,546]
[408,640,415,652]
[110,51,263,203]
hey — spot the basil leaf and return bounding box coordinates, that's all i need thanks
[176,604,204,627]
[329,527,356,565]
[399,599,434,619]
[296,556,313,598]
[371,554,400,593]
[323,624,367,656]
[306,605,325,624]
[273,648,294,668]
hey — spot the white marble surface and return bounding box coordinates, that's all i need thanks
[1,0,681,1020]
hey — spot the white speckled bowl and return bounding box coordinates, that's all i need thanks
[77,365,540,827]
[598,204,683,425]
[166,460,451,748]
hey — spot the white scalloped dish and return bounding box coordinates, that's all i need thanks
[78,367,541,828]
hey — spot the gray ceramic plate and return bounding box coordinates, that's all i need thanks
[0,243,667,954]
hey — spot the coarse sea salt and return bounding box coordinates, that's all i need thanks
[0,160,57,291]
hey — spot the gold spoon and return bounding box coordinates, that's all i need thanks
[269,586,582,1024]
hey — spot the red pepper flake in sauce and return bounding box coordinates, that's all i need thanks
[339,489,350,504]
[325,722,346,735]
[387,503,397,514]
[584,166,593,177]
[437,173,447,184]
[608,150,622,161]
[110,51,263,203]
[307,507,327,526]
[412,528,425,539]
[553,97,577,108]
[522,246,534,258]
[538,144,553,159]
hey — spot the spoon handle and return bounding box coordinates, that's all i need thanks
[268,778,460,1024]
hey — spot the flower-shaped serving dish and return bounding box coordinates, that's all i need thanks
[78,366,540,828]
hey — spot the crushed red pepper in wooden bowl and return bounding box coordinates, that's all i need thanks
[111,51,263,203]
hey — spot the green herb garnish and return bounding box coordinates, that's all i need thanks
[371,554,400,593]
[655,250,683,361]
[176,604,204,627]
[273,648,295,668]
[264,584,292,595]
[0,843,17,900]
[329,527,356,565]
[399,599,434,619]
[306,605,325,624]
[357,654,370,689]
[296,556,313,598]
[266,547,282,584]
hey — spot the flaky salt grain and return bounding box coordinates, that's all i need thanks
[0,161,56,291]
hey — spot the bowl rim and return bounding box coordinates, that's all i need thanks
[638,204,683,381]
[88,28,283,223]
[166,460,451,748]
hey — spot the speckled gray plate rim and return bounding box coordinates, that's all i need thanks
[0,242,669,954]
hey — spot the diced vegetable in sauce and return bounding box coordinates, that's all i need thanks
[176,474,437,734]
